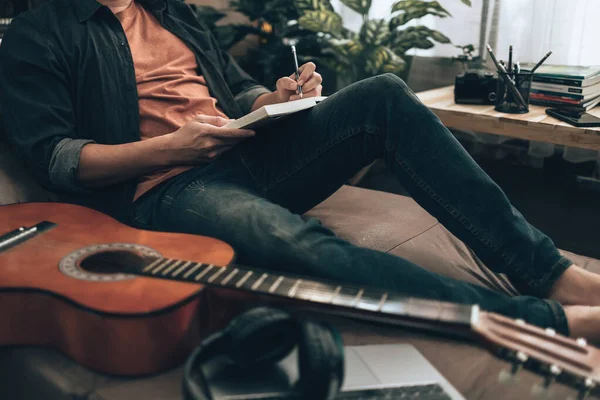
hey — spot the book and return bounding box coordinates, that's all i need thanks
[532,75,600,87]
[530,89,600,102]
[530,93,600,112]
[531,81,600,96]
[520,64,600,79]
[225,97,327,130]
[520,64,600,87]
[530,93,581,105]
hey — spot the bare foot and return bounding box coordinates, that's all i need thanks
[564,305,600,344]
[548,264,600,306]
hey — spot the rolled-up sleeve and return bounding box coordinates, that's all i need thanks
[0,17,94,193]
[234,84,271,115]
[48,138,95,192]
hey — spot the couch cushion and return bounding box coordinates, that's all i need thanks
[0,140,57,205]
[2,185,599,400]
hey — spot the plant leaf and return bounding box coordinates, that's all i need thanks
[359,19,389,47]
[430,30,451,43]
[295,0,335,13]
[380,48,407,74]
[391,25,451,53]
[330,38,365,57]
[390,0,451,29]
[365,46,406,75]
[340,0,373,15]
[298,10,343,37]
[460,0,472,6]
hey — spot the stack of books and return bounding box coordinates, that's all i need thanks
[520,64,600,111]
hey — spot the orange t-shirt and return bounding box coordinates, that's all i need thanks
[116,1,229,201]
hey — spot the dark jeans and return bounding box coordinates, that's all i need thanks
[132,74,571,335]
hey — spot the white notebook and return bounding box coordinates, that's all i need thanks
[225,96,327,130]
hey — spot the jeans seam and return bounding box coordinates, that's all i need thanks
[391,150,549,289]
[533,256,573,296]
[239,153,266,195]
[545,299,569,336]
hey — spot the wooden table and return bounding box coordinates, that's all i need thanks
[416,86,600,151]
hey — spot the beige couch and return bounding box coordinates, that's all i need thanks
[2,131,600,400]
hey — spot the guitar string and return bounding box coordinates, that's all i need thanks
[148,263,458,307]
[142,259,464,311]
[151,258,392,297]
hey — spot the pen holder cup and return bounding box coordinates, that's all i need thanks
[495,72,534,114]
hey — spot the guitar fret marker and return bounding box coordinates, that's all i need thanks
[377,293,388,311]
[251,273,268,291]
[142,258,163,273]
[152,259,173,275]
[207,267,227,283]
[172,261,192,277]
[182,263,203,279]
[289,279,302,298]
[353,289,364,307]
[221,269,239,285]
[236,271,253,288]
[268,276,284,293]
[161,260,182,276]
[194,265,214,281]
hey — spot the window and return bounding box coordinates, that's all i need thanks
[334,0,600,65]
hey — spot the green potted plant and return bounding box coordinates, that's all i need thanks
[190,0,334,92]
[296,0,471,88]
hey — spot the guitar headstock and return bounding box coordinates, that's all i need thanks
[473,309,600,398]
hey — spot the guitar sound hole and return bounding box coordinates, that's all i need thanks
[80,250,147,274]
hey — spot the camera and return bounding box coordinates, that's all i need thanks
[454,71,498,105]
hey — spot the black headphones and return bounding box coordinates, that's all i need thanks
[182,307,345,400]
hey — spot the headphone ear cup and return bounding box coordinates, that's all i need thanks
[297,321,345,400]
[223,307,298,368]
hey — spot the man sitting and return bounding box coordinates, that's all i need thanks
[2,0,600,342]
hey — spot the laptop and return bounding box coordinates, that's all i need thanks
[203,344,465,399]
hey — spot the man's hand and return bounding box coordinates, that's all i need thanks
[165,115,255,164]
[275,62,323,103]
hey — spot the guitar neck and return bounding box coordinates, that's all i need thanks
[133,257,478,336]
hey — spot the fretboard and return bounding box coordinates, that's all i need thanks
[134,258,477,332]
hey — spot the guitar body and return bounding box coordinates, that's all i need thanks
[0,202,236,376]
[3,203,600,395]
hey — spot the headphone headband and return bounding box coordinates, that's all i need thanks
[182,307,344,400]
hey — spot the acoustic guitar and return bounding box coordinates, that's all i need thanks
[1,203,599,398]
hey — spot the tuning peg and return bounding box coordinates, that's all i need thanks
[499,351,528,384]
[531,364,561,398]
[577,378,596,400]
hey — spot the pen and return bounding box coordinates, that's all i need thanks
[508,44,513,74]
[291,45,303,98]
[531,50,553,74]
[486,44,527,110]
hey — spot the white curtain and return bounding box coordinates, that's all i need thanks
[336,0,600,65]
[333,0,600,165]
